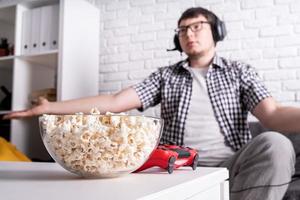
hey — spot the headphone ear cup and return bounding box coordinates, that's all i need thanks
[217,20,227,41]
[214,20,227,42]
[174,35,182,52]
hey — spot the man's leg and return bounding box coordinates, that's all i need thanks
[220,131,296,200]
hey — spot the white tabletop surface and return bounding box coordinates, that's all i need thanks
[0,161,228,200]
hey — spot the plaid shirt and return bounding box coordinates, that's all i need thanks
[133,55,271,151]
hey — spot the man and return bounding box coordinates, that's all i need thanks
[4,7,300,200]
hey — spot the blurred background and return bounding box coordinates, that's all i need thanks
[90,0,300,117]
[2,0,299,117]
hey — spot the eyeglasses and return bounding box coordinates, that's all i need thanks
[175,21,210,37]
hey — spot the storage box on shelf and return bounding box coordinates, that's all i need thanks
[0,0,99,160]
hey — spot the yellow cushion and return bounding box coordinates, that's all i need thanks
[0,137,31,162]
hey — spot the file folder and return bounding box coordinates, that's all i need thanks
[30,7,41,54]
[50,4,59,50]
[21,4,59,54]
[21,10,31,54]
[40,5,52,52]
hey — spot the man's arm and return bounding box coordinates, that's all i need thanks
[3,87,141,119]
[252,97,300,133]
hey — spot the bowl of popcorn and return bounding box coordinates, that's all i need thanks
[39,111,163,178]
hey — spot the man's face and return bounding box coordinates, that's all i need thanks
[178,15,215,57]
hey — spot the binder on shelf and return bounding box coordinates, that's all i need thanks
[21,10,31,55]
[40,5,59,52]
[49,4,59,50]
[30,7,41,54]
[21,4,59,55]
[39,5,51,52]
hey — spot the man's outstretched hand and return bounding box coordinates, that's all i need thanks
[2,97,50,120]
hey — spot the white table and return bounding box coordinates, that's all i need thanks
[0,161,229,200]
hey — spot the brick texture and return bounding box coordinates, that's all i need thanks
[6,0,299,115]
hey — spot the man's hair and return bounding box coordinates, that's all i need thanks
[177,7,218,26]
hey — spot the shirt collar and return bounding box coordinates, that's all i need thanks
[182,61,210,73]
[212,54,226,69]
[178,54,226,70]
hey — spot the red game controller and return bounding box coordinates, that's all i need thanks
[135,144,199,174]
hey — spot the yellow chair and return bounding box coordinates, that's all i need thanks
[0,136,31,162]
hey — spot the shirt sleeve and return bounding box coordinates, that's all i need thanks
[240,64,272,112]
[132,68,162,111]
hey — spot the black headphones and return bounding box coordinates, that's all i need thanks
[168,18,227,52]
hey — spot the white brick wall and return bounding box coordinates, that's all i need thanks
[86,0,300,117]
[4,0,300,116]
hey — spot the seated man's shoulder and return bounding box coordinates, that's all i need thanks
[219,56,249,69]
[218,56,253,73]
[158,60,186,74]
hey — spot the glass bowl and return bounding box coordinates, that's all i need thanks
[39,114,163,178]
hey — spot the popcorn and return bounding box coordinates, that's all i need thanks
[89,108,100,114]
[40,109,162,177]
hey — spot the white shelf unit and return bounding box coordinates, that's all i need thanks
[0,0,100,160]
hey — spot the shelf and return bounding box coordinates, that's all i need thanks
[4,50,58,69]
[0,110,11,115]
[0,56,13,69]
[19,50,58,69]
[0,55,14,61]
[0,50,58,69]
[18,49,58,57]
